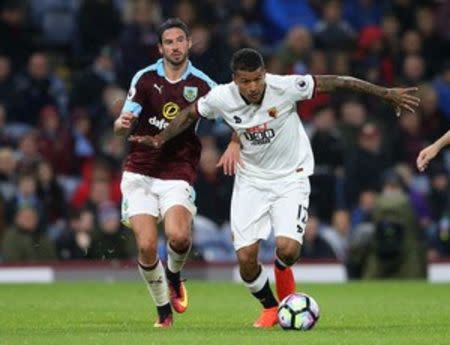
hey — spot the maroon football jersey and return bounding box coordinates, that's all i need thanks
[122,58,216,184]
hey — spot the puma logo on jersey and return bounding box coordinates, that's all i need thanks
[153,83,163,94]
[149,116,169,130]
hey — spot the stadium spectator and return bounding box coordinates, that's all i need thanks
[400,55,426,86]
[345,123,391,207]
[56,208,96,260]
[70,158,121,210]
[77,0,122,62]
[5,173,43,225]
[0,0,34,71]
[350,190,377,228]
[391,110,425,167]
[0,55,14,110]
[189,23,227,83]
[387,0,417,32]
[12,52,67,124]
[310,104,344,220]
[0,104,13,147]
[362,170,426,279]
[0,147,17,202]
[91,202,135,260]
[321,209,351,262]
[427,165,449,223]
[71,108,95,172]
[337,99,368,155]
[117,0,161,88]
[276,26,312,75]
[381,13,401,58]
[36,160,66,237]
[418,85,446,143]
[70,46,117,111]
[415,6,449,77]
[194,144,233,227]
[1,206,56,262]
[343,0,382,32]
[36,105,75,175]
[432,61,450,119]
[314,0,355,52]
[302,211,337,260]
[262,0,318,42]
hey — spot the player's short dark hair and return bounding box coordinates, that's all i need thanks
[157,18,190,44]
[230,48,265,73]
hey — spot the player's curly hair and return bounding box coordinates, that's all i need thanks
[230,48,265,73]
[157,18,190,44]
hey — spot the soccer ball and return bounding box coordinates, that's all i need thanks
[277,293,320,331]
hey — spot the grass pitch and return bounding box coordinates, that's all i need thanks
[0,281,449,345]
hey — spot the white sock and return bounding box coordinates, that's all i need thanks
[138,260,170,307]
[243,265,268,293]
[167,243,191,273]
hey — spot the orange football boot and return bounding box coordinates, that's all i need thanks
[253,307,279,328]
[153,314,173,328]
[168,280,188,313]
[274,266,295,301]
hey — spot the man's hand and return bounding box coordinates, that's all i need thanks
[416,143,440,172]
[385,87,421,116]
[128,134,165,148]
[114,112,135,136]
[217,141,242,175]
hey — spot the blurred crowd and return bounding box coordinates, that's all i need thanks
[0,0,449,277]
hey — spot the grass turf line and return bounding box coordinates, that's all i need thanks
[0,281,449,345]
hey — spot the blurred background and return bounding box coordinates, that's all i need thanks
[0,0,449,280]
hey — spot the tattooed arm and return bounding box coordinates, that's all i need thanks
[128,103,198,148]
[315,75,420,115]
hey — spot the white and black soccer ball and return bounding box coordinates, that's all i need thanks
[277,293,320,331]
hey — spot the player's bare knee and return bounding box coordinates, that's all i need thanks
[135,239,158,264]
[237,255,258,281]
[277,241,301,266]
[168,235,191,253]
[137,246,158,266]
[239,263,259,282]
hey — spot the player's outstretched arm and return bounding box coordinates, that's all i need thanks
[128,103,198,148]
[416,130,450,172]
[315,75,420,116]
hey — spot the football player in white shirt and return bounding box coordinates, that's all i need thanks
[130,48,420,328]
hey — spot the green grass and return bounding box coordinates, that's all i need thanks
[0,281,449,345]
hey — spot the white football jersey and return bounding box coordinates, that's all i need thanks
[197,73,316,181]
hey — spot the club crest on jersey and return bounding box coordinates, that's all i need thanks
[183,86,198,102]
[268,107,278,118]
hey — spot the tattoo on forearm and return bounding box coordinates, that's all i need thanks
[161,104,197,142]
[316,75,388,98]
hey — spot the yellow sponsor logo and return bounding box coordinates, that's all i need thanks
[162,102,180,120]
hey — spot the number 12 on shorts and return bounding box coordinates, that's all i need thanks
[296,205,308,234]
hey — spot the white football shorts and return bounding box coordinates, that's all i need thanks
[120,171,197,226]
[230,174,310,251]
